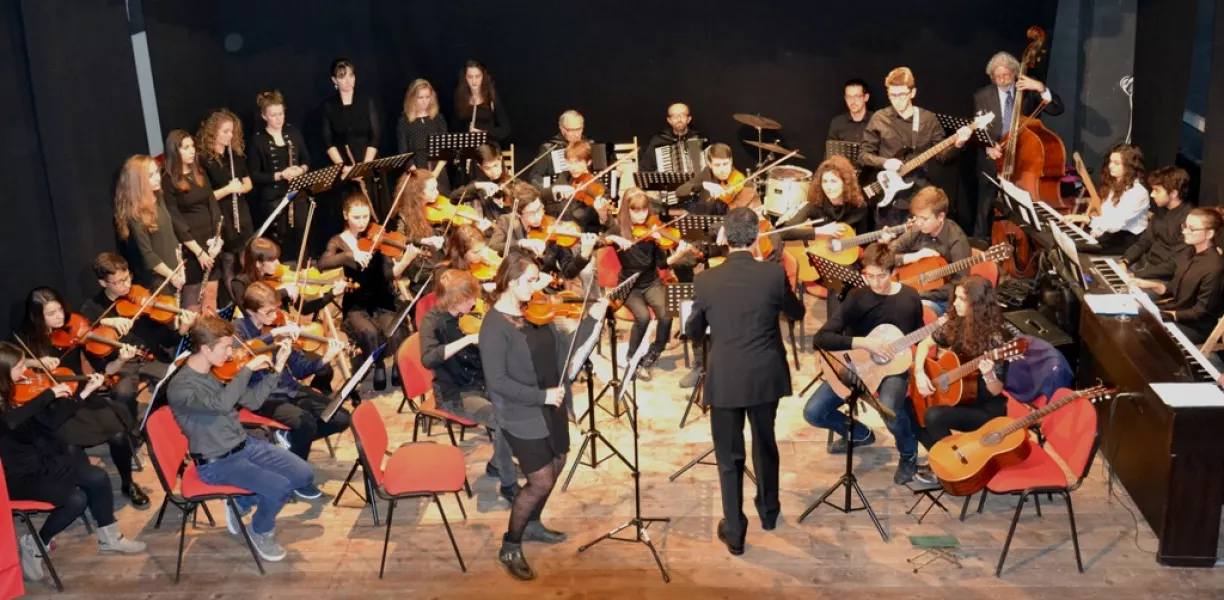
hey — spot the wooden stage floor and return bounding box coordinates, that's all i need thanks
[20,308,1224,599]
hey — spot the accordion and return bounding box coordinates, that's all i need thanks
[654,139,705,174]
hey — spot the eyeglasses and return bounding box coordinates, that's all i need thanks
[887,90,911,99]
[1182,224,1210,233]
[844,94,866,101]
[561,126,584,133]
[106,274,132,286]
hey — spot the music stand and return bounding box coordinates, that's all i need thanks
[561,294,629,492]
[428,132,486,163]
[578,321,670,583]
[633,171,690,192]
[577,273,641,422]
[825,140,861,163]
[797,346,890,542]
[323,344,385,424]
[288,164,343,196]
[936,113,992,146]
[663,283,706,427]
[807,252,866,302]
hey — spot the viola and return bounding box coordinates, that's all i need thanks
[266,264,358,298]
[570,172,606,207]
[357,223,414,259]
[14,367,119,406]
[116,285,184,324]
[528,215,583,248]
[49,313,152,360]
[523,290,588,326]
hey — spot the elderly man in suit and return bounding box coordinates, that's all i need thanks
[685,207,805,555]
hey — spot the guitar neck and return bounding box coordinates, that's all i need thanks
[1001,389,1090,436]
[943,353,987,385]
[899,131,960,177]
[920,252,987,283]
[840,224,908,249]
[888,316,947,354]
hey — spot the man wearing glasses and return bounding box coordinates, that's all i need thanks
[860,67,972,228]
[881,187,971,317]
[827,79,874,143]
[529,109,594,188]
[805,242,926,485]
[642,103,707,173]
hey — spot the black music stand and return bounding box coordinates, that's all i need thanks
[807,253,867,302]
[427,132,486,163]
[936,113,992,146]
[577,323,670,583]
[288,164,343,197]
[578,274,641,423]
[797,346,890,542]
[662,283,706,427]
[825,140,860,162]
[634,171,692,213]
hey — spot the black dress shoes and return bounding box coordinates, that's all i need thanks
[717,519,744,556]
[122,483,150,507]
[499,542,536,581]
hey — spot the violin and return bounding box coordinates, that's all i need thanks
[425,196,491,230]
[570,172,606,207]
[467,249,503,282]
[714,170,748,205]
[49,313,153,360]
[527,216,583,248]
[266,264,358,298]
[211,339,275,382]
[260,310,357,356]
[358,223,415,259]
[523,290,588,325]
[457,298,489,335]
[631,216,686,251]
[14,367,119,406]
[116,285,185,324]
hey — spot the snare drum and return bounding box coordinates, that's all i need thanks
[763,166,812,217]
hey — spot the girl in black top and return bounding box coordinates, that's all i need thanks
[114,155,186,291]
[397,79,451,193]
[604,189,695,380]
[1,342,146,582]
[454,143,513,222]
[21,288,148,506]
[248,91,311,258]
[323,58,381,169]
[198,109,254,306]
[455,60,510,144]
[394,169,449,291]
[162,129,222,312]
[232,237,348,318]
[478,248,605,580]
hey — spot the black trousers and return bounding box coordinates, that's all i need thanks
[257,385,352,461]
[918,395,1007,450]
[710,401,780,544]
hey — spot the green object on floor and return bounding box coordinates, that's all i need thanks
[908,535,959,549]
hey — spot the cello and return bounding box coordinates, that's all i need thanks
[990,26,1068,279]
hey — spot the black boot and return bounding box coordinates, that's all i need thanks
[373,363,387,391]
[122,483,150,508]
[498,540,535,581]
[390,364,402,389]
[522,520,567,544]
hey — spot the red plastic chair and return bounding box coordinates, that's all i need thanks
[349,402,468,578]
[0,462,24,598]
[779,251,805,369]
[394,335,481,450]
[922,304,939,326]
[238,408,289,431]
[414,292,438,327]
[145,407,265,582]
[970,248,1000,287]
[961,388,1099,577]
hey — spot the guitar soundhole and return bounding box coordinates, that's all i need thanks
[872,354,890,366]
[982,432,1001,446]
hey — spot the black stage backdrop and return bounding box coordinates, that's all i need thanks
[2,0,1057,337]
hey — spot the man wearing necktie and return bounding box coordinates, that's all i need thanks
[970,51,1064,240]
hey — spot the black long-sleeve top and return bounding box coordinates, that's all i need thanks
[80,289,179,363]
[528,136,588,187]
[0,389,80,484]
[247,125,310,206]
[641,128,706,172]
[488,214,592,280]
[419,306,483,406]
[202,150,253,252]
[162,172,220,246]
[892,220,972,303]
[318,234,398,313]
[827,111,875,143]
[1122,201,1194,280]
[397,114,447,165]
[118,191,180,288]
[814,285,924,352]
[859,106,957,211]
[452,169,511,222]
[229,272,337,318]
[455,100,511,144]
[322,94,380,162]
[776,200,870,242]
[674,167,733,215]
[608,223,667,288]
[1163,246,1224,338]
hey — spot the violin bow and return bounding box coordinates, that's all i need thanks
[14,334,61,385]
[543,150,639,244]
[359,170,411,270]
[497,142,562,193]
[762,219,822,238]
[289,200,318,321]
[625,213,692,249]
[721,149,801,198]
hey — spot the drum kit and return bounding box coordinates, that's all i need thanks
[732,113,809,218]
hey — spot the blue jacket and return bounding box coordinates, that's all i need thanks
[233,317,327,399]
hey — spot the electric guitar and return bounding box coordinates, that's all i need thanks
[910,337,1029,427]
[928,385,1111,496]
[867,111,995,208]
[820,315,950,399]
[895,243,1012,293]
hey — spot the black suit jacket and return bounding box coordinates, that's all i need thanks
[686,252,805,408]
[972,84,1064,142]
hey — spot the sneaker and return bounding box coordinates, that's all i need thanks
[225,500,253,536]
[914,464,939,486]
[522,520,567,544]
[678,366,702,389]
[894,455,919,485]
[96,522,147,554]
[18,534,44,581]
[292,483,323,500]
[828,429,876,454]
[273,429,292,450]
[251,530,287,562]
[498,541,535,581]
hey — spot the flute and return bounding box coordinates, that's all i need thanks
[228,145,240,233]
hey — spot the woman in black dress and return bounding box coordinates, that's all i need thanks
[162,129,221,312]
[248,91,310,258]
[198,109,254,306]
[455,60,510,144]
[2,342,147,583]
[478,248,605,580]
[323,58,383,220]
[113,155,186,291]
[396,79,450,193]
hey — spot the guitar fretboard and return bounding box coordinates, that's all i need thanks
[911,245,1008,285]
[887,315,950,355]
[863,128,963,198]
[839,223,909,250]
[999,387,1104,437]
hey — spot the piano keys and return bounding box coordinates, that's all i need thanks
[1035,201,1098,247]
[1088,256,1132,294]
[1163,321,1222,383]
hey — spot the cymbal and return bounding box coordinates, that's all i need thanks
[733,113,782,130]
[743,140,804,160]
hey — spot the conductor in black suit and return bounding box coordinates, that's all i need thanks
[970,51,1064,239]
[685,207,805,555]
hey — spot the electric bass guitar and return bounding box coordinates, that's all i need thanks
[895,243,1012,293]
[821,315,950,399]
[910,337,1029,427]
[867,111,995,208]
[928,385,1111,496]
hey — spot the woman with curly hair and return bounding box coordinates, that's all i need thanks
[395,168,447,249]
[455,60,510,143]
[911,274,1013,483]
[198,109,254,305]
[114,155,186,290]
[776,155,869,242]
[1087,143,1150,254]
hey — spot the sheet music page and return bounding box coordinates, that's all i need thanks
[566,316,605,383]
[678,299,710,337]
[1083,294,1139,316]
[1132,289,1163,319]
[617,321,657,406]
[1000,179,1040,231]
[1050,227,1084,285]
[1151,383,1224,407]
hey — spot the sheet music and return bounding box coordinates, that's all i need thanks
[1083,294,1139,316]
[565,316,605,384]
[254,191,298,238]
[1150,383,1224,408]
[323,344,384,422]
[1050,226,1086,287]
[1132,289,1162,319]
[679,299,710,337]
[617,321,657,407]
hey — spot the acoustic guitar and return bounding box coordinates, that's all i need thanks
[895,244,1012,293]
[820,315,949,399]
[910,337,1029,427]
[928,385,1111,496]
[811,220,917,266]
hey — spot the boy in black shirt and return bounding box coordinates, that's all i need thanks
[806,243,925,484]
[882,187,971,316]
[1121,166,1193,281]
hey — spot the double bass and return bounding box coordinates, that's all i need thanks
[990,26,1068,278]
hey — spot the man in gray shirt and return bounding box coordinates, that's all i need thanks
[167,313,314,563]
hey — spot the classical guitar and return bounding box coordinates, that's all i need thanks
[910,337,1029,427]
[895,243,1013,293]
[867,111,995,208]
[928,385,1111,496]
[820,314,950,399]
[813,219,917,265]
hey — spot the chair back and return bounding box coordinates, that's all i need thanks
[1040,389,1100,482]
[350,402,389,489]
[415,292,439,326]
[0,460,25,599]
[596,247,622,289]
[612,137,639,199]
[969,248,999,287]
[1200,314,1224,354]
[922,304,938,326]
[780,249,800,291]
[145,407,190,494]
[396,334,434,400]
